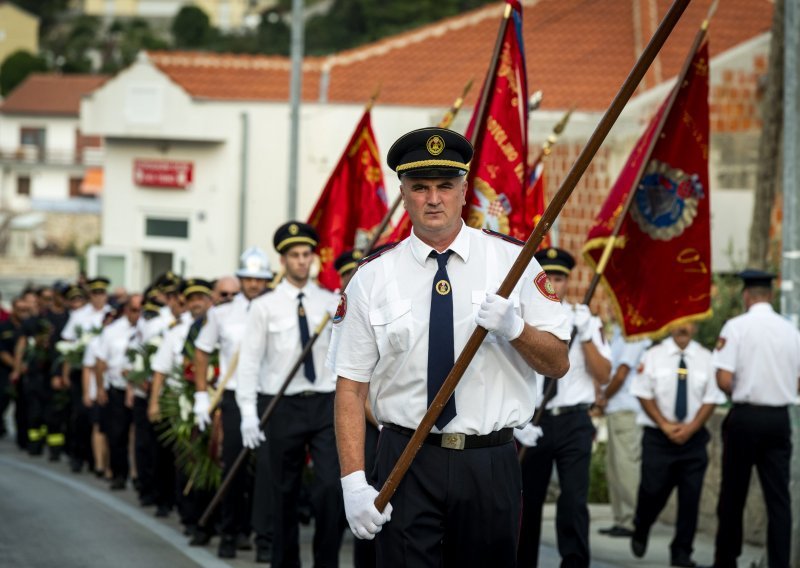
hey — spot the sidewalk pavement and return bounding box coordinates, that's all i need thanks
[538,503,767,567]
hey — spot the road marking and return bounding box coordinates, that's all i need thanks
[0,455,232,568]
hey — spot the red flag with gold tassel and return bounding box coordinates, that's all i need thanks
[463,0,530,240]
[308,109,388,290]
[582,42,712,339]
[525,158,550,249]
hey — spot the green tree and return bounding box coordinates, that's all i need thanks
[172,5,213,49]
[0,50,48,96]
[10,0,69,37]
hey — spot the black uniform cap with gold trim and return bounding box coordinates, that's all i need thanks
[387,127,473,179]
[180,278,212,298]
[534,247,575,275]
[737,269,776,289]
[273,221,319,254]
[87,277,110,292]
[334,249,364,276]
[155,271,181,295]
[65,284,87,300]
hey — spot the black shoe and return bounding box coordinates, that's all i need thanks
[671,554,697,567]
[69,458,82,473]
[139,495,155,507]
[189,529,212,546]
[94,469,105,478]
[183,524,196,536]
[110,477,126,490]
[218,536,237,559]
[631,527,648,558]
[236,533,253,550]
[155,506,170,518]
[255,546,271,564]
[598,525,635,537]
[132,478,141,492]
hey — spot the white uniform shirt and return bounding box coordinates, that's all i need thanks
[534,303,611,410]
[712,302,800,406]
[196,293,254,391]
[82,335,102,399]
[151,319,192,389]
[128,315,173,398]
[95,317,136,390]
[330,224,572,435]
[631,337,725,427]
[236,280,338,416]
[605,328,651,414]
[62,303,112,341]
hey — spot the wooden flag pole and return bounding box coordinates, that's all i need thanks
[375,0,694,512]
[365,78,475,253]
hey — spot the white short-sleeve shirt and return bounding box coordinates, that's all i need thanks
[62,303,111,341]
[329,223,572,435]
[151,320,192,378]
[631,337,725,427]
[195,293,253,391]
[712,302,800,406]
[95,317,136,390]
[605,328,651,415]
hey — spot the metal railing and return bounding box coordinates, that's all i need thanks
[0,145,104,167]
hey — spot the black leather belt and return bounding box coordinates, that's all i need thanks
[544,403,592,417]
[383,423,513,450]
[732,403,789,410]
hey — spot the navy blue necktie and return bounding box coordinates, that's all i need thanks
[428,250,456,429]
[297,292,316,382]
[675,354,687,422]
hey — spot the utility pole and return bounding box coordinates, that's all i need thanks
[781,1,800,566]
[287,0,304,220]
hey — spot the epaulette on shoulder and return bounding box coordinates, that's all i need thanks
[358,241,401,267]
[481,228,524,246]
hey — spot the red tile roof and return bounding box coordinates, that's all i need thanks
[0,73,109,116]
[148,0,772,111]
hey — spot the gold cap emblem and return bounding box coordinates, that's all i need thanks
[353,250,363,260]
[547,248,558,259]
[426,135,445,156]
[289,224,299,235]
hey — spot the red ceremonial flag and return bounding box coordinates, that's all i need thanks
[462,0,530,241]
[525,158,550,249]
[308,109,388,290]
[582,42,712,339]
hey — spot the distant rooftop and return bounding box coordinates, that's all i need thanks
[1,73,110,117]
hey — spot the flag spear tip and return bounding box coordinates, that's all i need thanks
[366,83,381,111]
[701,0,719,31]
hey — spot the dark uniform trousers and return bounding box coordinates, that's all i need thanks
[219,389,253,538]
[715,405,792,568]
[518,410,594,568]
[152,418,176,510]
[353,422,380,568]
[266,391,344,568]
[23,368,50,454]
[67,368,92,467]
[133,396,157,501]
[107,386,132,480]
[375,427,522,568]
[635,426,710,559]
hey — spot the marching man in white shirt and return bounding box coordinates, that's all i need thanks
[629,322,725,567]
[194,249,273,561]
[236,222,342,568]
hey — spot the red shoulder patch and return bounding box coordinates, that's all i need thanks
[715,337,726,351]
[358,241,401,267]
[534,271,560,302]
[333,293,347,324]
[481,228,524,246]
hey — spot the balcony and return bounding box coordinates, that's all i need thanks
[0,145,105,168]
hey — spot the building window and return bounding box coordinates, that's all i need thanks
[17,176,31,196]
[20,127,46,159]
[69,177,83,197]
[146,218,189,239]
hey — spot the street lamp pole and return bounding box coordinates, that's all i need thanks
[287,0,304,220]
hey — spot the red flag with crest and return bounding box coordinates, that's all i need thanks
[463,0,531,240]
[308,110,388,290]
[582,42,712,339]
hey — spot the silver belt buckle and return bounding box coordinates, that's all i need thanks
[441,433,466,450]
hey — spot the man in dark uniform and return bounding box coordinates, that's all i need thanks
[1,298,32,449]
[712,270,800,568]
[331,128,571,567]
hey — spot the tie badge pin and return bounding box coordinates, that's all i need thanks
[435,280,451,295]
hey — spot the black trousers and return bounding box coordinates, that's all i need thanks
[23,371,49,453]
[45,387,70,454]
[107,387,132,480]
[0,373,11,436]
[267,392,344,568]
[220,389,253,538]
[152,419,176,510]
[133,396,157,500]
[634,427,709,558]
[14,376,28,450]
[375,427,521,568]
[252,394,274,548]
[67,369,91,465]
[715,405,792,568]
[353,422,380,568]
[518,410,594,568]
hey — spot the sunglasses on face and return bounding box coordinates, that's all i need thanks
[219,291,236,298]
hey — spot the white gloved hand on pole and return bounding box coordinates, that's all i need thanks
[573,304,594,342]
[514,423,544,447]
[193,391,212,432]
[341,470,393,540]
[475,292,525,341]
[240,407,265,449]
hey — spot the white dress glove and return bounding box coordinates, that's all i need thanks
[573,304,594,342]
[475,292,525,341]
[240,411,265,449]
[341,470,393,540]
[514,423,544,447]
[193,391,212,432]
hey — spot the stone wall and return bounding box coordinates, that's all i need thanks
[42,211,101,253]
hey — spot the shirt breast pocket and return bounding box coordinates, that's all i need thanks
[267,317,297,351]
[654,368,676,400]
[369,299,413,354]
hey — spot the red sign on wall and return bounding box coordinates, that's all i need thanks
[133,159,193,189]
